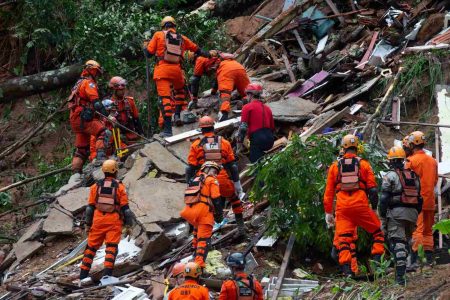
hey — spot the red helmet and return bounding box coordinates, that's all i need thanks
[199,116,215,128]
[172,262,185,277]
[109,76,127,90]
[245,83,263,96]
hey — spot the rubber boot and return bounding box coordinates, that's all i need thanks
[425,250,433,266]
[331,246,338,263]
[341,264,352,276]
[407,251,418,272]
[395,265,406,286]
[79,268,90,280]
[212,198,224,223]
[174,105,183,126]
[103,268,113,277]
[235,213,246,237]
[159,117,173,138]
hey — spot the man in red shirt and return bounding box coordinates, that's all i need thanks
[238,83,275,163]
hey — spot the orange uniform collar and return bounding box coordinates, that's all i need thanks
[343,152,357,159]
[412,149,425,155]
[203,132,215,138]
[184,279,199,285]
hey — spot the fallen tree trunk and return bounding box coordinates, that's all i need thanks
[0,64,82,102]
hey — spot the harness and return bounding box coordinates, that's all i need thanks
[95,179,120,213]
[233,275,256,300]
[114,96,134,125]
[68,77,89,109]
[393,169,419,206]
[184,174,213,209]
[336,157,366,192]
[205,52,235,74]
[200,136,223,164]
[161,30,183,64]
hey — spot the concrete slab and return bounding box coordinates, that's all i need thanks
[57,187,90,214]
[42,205,73,235]
[123,156,150,186]
[140,142,186,176]
[127,178,185,223]
[167,140,192,164]
[18,219,44,243]
[54,173,82,197]
[136,218,163,234]
[268,97,318,122]
[14,240,43,263]
[137,233,172,263]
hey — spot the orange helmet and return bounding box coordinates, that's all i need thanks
[184,262,202,278]
[341,134,359,149]
[199,116,215,128]
[387,146,406,160]
[408,131,425,146]
[402,135,410,149]
[109,76,127,90]
[102,159,118,174]
[161,16,176,27]
[84,60,103,74]
[200,161,222,172]
[172,262,185,277]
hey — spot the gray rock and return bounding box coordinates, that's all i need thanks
[122,156,150,186]
[42,205,73,235]
[18,219,44,243]
[167,140,191,164]
[57,187,90,214]
[54,173,82,197]
[140,142,186,176]
[268,97,319,122]
[137,233,172,263]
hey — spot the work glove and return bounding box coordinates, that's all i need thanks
[108,115,117,125]
[233,181,244,199]
[325,213,335,228]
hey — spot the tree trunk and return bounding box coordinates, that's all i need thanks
[0,64,82,102]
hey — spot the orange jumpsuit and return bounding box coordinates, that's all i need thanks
[324,153,384,267]
[80,178,128,274]
[112,95,141,141]
[219,272,264,300]
[187,132,243,215]
[147,29,199,118]
[405,150,438,252]
[168,279,209,300]
[190,56,218,99]
[333,228,359,274]
[180,173,221,268]
[216,59,250,113]
[69,73,107,171]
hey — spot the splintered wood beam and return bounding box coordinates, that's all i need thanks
[271,233,296,300]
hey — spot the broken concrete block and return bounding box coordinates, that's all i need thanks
[43,205,73,235]
[136,219,163,234]
[14,240,43,264]
[140,142,186,176]
[167,140,191,164]
[124,153,137,169]
[127,178,185,223]
[138,233,171,263]
[54,173,82,197]
[123,156,150,186]
[57,187,89,214]
[92,167,105,181]
[0,250,15,271]
[268,97,318,122]
[18,219,44,243]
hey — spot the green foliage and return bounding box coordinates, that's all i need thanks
[433,218,450,234]
[0,192,12,211]
[250,135,336,255]
[369,253,391,281]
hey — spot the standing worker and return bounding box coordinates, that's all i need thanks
[379,146,422,285]
[109,76,144,142]
[219,252,263,300]
[168,262,209,300]
[68,60,111,173]
[80,160,134,280]
[237,83,275,163]
[186,116,246,237]
[145,16,210,137]
[323,134,385,275]
[404,131,438,265]
[181,161,222,269]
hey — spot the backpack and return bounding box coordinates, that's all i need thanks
[395,169,419,205]
[163,30,182,64]
[184,175,213,207]
[234,275,256,300]
[68,78,84,109]
[95,179,119,213]
[201,136,222,164]
[336,157,365,192]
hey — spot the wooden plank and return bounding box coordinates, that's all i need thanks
[281,47,296,83]
[355,31,379,70]
[324,0,345,23]
[301,107,350,141]
[323,76,381,112]
[262,42,283,66]
[391,97,400,129]
[164,117,240,145]
[287,70,330,97]
[234,0,313,61]
[292,29,308,54]
[271,234,296,300]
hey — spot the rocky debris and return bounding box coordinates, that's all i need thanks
[140,142,186,177]
[57,187,90,214]
[123,156,150,185]
[54,173,82,197]
[42,205,73,235]
[167,140,191,164]
[268,97,319,122]
[137,233,172,263]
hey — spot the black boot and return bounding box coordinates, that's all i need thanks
[395,265,406,286]
[425,251,433,266]
[102,267,113,277]
[160,117,173,137]
[407,251,419,271]
[235,213,247,237]
[372,254,382,263]
[212,198,224,223]
[79,268,90,280]
[341,264,352,276]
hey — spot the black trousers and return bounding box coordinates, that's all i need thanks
[249,128,274,163]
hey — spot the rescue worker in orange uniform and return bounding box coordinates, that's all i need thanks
[187,51,218,110]
[168,262,209,300]
[108,76,144,142]
[404,131,438,265]
[145,16,210,137]
[68,60,111,173]
[379,146,422,285]
[80,160,134,280]
[164,262,186,300]
[181,161,222,268]
[219,252,263,300]
[186,116,246,237]
[323,134,385,275]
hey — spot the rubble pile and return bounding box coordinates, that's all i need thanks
[1,0,450,299]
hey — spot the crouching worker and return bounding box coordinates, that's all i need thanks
[181,161,221,269]
[379,146,422,285]
[80,159,134,280]
[164,262,185,300]
[219,252,263,300]
[168,262,209,300]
